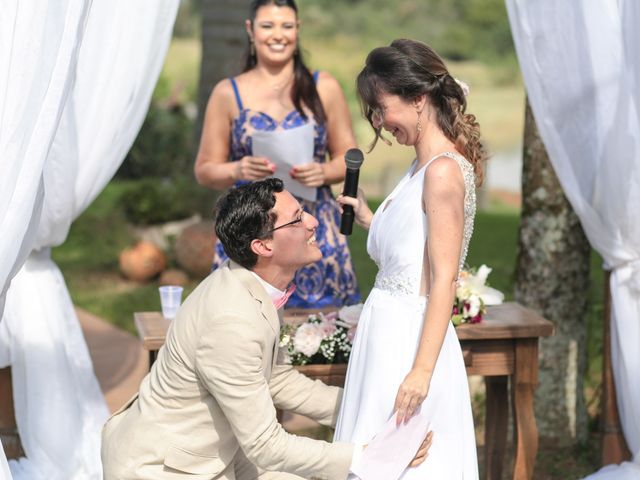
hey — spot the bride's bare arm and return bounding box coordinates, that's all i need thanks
[394,157,465,425]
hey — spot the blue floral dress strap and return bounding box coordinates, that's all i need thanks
[313,70,320,84]
[229,77,244,111]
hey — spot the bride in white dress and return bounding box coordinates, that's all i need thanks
[335,39,485,479]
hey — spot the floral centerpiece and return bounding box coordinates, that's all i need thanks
[280,304,364,366]
[451,265,504,326]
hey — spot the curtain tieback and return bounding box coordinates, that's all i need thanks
[608,257,640,294]
[28,247,52,262]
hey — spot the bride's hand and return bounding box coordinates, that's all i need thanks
[394,368,432,426]
[336,188,373,230]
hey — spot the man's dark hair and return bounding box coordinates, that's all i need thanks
[214,178,284,269]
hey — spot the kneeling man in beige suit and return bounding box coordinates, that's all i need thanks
[102,179,430,479]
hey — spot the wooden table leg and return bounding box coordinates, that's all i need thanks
[149,350,158,370]
[485,375,508,480]
[511,338,539,480]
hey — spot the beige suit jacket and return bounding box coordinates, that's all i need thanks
[102,261,353,479]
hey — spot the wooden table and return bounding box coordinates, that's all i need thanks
[134,311,171,367]
[456,303,554,480]
[134,302,554,480]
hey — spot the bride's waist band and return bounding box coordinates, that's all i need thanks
[373,271,421,297]
[369,287,428,315]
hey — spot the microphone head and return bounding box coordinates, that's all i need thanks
[345,148,364,170]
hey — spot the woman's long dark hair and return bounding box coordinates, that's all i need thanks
[243,0,326,124]
[357,39,486,185]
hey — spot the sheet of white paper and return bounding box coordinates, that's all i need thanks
[351,413,431,480]
[251,122,317,202]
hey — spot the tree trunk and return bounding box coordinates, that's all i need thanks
[515,98,591,445]
[193,0,250,152]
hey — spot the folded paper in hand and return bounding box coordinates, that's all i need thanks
[251,122,316,202]
[351,412,431,480]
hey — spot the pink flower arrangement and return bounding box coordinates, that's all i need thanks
[451,265,504,326]
[279,304,363,366]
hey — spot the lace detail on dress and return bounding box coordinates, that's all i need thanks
[434,152,476,276]
[374,271,420,297]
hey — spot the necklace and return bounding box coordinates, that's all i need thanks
[269,74,293,92]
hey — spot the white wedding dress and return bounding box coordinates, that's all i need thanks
[335,152,479,479]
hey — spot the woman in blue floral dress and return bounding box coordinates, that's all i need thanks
[194,0,360,308]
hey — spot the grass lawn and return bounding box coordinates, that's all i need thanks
[54,181,605,478]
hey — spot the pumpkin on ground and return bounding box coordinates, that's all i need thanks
[119,240,166,282]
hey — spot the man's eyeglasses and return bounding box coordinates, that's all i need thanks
[269,211,304,232]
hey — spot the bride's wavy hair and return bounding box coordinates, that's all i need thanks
[357,39,486,185]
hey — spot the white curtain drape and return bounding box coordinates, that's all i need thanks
[506,1,640,478]
[0,0,89,328]
[0,2,92,478]
[0,0,178,478]
[0,447,9,480]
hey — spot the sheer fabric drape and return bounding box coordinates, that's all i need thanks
[0,0,88,328]
[0,447,9,480]
[0,0,178,478]
[0,2,91,478]
[506,1,640,478]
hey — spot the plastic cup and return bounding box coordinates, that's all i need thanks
[159,285,183,319]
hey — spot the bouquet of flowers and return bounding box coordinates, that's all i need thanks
[451,264,504,326]
[279,304,364,366]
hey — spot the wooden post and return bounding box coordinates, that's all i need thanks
[0,367,24,459]
[601,271,631,464]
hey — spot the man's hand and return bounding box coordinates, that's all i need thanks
[408,431,433,468]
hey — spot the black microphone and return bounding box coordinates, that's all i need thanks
[340,148,365,235]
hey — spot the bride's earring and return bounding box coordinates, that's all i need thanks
[416,110,423,136]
